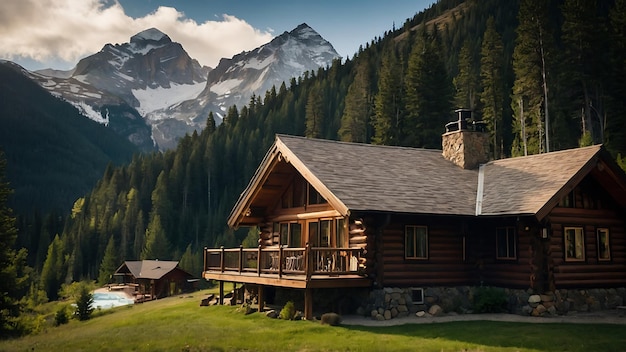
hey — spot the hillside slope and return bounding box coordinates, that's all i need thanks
[0,62,140,214]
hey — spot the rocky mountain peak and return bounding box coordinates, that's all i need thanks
[130,28,171,46]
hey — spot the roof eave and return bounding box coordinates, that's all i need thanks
[535,147,603,222]
[227,139,281,229]
[275,136,350,217]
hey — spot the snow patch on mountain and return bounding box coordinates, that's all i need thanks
[133,82,205,117]
[209,79,244,96]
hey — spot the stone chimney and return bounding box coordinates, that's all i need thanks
[442,109,490,169]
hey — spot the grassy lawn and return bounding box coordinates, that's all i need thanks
[1,289,624,352]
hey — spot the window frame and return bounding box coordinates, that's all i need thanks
[596,228,610,262]
[495,226,516,260]
[564,226,585,262]
[276,221,302,247]
[405,225,428,260]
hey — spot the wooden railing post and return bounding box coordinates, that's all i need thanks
[305,243,312,281]
[257,245,262,276]
[238,245,244,273]
[203,246,207,274]
[278,245,284,278]
[220,246,225,273]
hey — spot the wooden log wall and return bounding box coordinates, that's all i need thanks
[547,207,626,288]
[258,222,276,247]
[379,215,473,287]
[348,219,371,272]
[467,218,535,289]
[378,214,538,289]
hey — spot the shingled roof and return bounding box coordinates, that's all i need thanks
[479,145,603,217]
[228,135,625,227]
[116,260,180,280]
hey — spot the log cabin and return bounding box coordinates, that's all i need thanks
[203,111,626,319]
[114,260,196,301]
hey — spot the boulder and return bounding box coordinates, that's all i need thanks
[428,304,443,316]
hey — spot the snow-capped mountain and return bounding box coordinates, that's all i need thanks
[28,24,339,150]
[205,23,339,115]
[146,23,340,149]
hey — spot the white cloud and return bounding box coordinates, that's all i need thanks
[0,0,274,70]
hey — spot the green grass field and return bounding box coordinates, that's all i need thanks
[1,289,625,352]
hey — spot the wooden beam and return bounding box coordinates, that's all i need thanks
[219,281,224,305]
[270,210,342,223]
[304,288,313,321]
[258,285,265,312]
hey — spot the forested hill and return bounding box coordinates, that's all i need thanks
[0,63,139,215]
[31,0,626,300]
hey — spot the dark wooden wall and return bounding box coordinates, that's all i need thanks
[548,207,626,288]
[375,214,474,287]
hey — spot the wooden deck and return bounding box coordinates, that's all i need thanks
[202,245,371,289]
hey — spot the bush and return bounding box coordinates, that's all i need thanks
[54,306,69,326]
[472,287,508,313]
[320,312,342,326]
[279,301,296,320]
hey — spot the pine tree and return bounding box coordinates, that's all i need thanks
[560,0,607,146]
[339,59,372,143]
[179,243,200,277]
[454,38,480,111]
[304,86,324,138]
[40,234,65,301]
[607,0,626,155]
[141,214,171,260]
[480,16,506,159]
[511,0,554,155]
[97,236,118,285]
[404,28,454,148]
[205,111,217,136]
[74,283,94,321]
[372,47,404,145]
[0,150,26,336]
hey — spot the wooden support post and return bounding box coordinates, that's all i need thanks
[219,281,224,305]
[257,245,262,276]
[304,288,313,320]
[258,285,265,312]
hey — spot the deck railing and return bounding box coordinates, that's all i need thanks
[203,244,363,279]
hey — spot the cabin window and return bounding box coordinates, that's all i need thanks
[281,176,326,208]
[564,227,585,261]
[308,218,345,247]
[319,220,332,247]
[307,184,326,205]
[496,227,516,260]
[335,218,346,248]
[405,226,428,259]
[410,288,424,304]
[597,228,610,261]
[277,222,302,247]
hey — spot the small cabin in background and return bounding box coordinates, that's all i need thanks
[114,260,196,301]
[203,110,626,319]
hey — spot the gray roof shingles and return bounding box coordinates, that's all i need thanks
[279,135,478,216]
[277,135,602,217]
[480,145,601,215]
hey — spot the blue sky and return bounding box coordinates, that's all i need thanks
[1,0,434,71]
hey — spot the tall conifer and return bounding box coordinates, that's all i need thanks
[480,17,505,159]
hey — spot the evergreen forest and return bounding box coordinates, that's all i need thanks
[3,0,626,332]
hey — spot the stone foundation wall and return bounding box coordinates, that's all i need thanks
[357,286,626,320]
